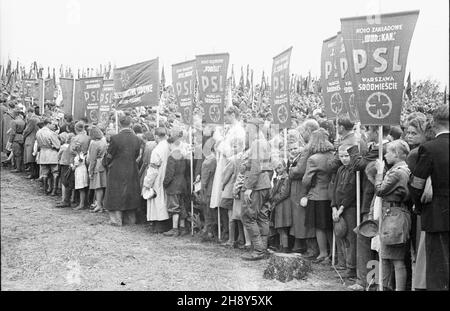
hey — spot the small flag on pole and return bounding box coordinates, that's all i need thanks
[406,72,412,100]
[444,85,447,105]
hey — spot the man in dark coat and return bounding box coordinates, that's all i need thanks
[409,105,449,291]
[23,107,40,179]
[9,108,26,173]
[104,115,141,226]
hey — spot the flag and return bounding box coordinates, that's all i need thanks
[59,78,75,115]
[161,65,166,92]
[114,58,160,109]
[406,72,412,100]
[231,64,236,89]
[246,65,250,89]
[444,86,447,105]
[297,75,302,94]
[261,70,266,93]
[239,66,244,91]
[250,69,254,107]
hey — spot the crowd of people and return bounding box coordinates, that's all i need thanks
[1,80,448,292]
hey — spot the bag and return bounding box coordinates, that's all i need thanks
[380,206,411,245]
[420,177,432,204]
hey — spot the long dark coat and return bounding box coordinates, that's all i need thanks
[104,128,141,211]
[23,114,40,164]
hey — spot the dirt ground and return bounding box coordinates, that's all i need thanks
[1,168,349,291]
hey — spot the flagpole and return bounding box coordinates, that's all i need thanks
[189,126,194,236]
[332,115,339,268]
[378,125,383,291]
[356,122,361,227]
[41,78,45,115]
[71,69,76,117]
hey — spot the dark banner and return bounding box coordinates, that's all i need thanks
[114,58,159,109]
[73,80,85,121]
[271,47,292,129]
[80,77,104,123]
[172,60,196,125]
[341,10,419,125]
[321,36,348,119]
[337,32,359,122]
[99,79,114,124]
[59,78,74,116]
[195,53,229,124]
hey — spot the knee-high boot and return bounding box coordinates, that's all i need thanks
[51,175,58,196]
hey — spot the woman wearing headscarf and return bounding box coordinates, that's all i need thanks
[87,126,107,213]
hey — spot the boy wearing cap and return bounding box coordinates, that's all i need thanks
[331,144,357,279]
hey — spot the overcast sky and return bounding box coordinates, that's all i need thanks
[1,0,448,89]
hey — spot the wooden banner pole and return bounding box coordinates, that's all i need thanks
[356,121,361,227]
[71,73,76,117]
[378,124,383,291]
[283,128,288,164]
[189,126,194,236]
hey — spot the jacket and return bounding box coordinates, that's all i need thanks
[302,151,334,200]
[330,164,356,210]
[375,161,410,203]
[221,155,238,199]
[409,133,449,232]
[163,147,188,195]
[35,127,61,164]
[243,137,272,191]
[201,154,216,200]
[8,117,26,144]
[270,172,291,206]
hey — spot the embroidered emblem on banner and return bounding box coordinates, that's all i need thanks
[366,92,392,119]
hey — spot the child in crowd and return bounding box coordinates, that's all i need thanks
[331,144,357,279]
[269,160,292,253]
[375,139,411,291]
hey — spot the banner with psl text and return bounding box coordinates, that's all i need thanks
[341,10,419,125]
[321,35,348,119]
[195,53,229,124]
[114,58,159,109]
[271,47,292,129]
[336,32,359,122]
[172,60,196,125]
[80,77,104,123]
[99,79,114,124]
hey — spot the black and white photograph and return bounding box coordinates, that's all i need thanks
[0,0,448,294]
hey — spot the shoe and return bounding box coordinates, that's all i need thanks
[10,169,21,173]
[291,248,307,254]
[220,240,234,247]
[91,205,102,213]
[56,202,71,208]
[341,269,357,279]
[312,256,327,264]
[163,228,180,237]
[348,284,364,291]
[73,205,87,211]
[25,175,34,179]
[179,228,190,236]
[241,252,267,261]
[281,247,292,254]
[334,265,347,271]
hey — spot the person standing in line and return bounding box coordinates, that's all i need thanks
[301,128,335,264]
[163,128,189,237]
[143,127,170,229]
[23,107,40,179]
[375,140,412,291]
[87,126,108,213]
[35,118,60,195]
[241,118,272,261]
[409,105,449,291]
[104,115,141,226]
[9,108,26,173]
